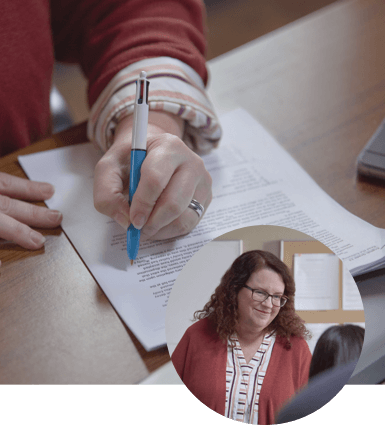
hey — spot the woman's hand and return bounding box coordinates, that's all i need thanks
[0,173,63,249]
[93,111,212,240]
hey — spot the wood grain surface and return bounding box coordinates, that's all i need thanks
[1,0,384,383]
[0,127,156,384]
[208,0,385,228]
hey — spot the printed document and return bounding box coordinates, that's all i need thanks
[342,266,364,310]
[293,253,339,310]
[18,109,385,350]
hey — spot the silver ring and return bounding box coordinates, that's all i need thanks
[188,199,204,218]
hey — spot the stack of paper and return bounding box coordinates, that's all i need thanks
[19,109,385,350]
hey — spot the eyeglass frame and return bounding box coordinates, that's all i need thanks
[243,284,288,307]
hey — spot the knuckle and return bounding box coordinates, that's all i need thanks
[0,195,12,214]
[203,169,213,187]
[0,173,13,193]
[174,217,194,236]
[142,222,160,237]
[132,195,155,212]
[191,157,210,180]
[165,199,184,218]
[30,204,42,222]
[12,221,27,241]
[164,133,183,147]
[142,171,165,195]
[198,160,209,177]
[94,157,113,180]
[95,156,109,170]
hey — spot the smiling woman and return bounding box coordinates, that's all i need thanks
[195,251,309,349]
[171,250,311,425]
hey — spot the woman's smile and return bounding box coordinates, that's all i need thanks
[254,308,270,315]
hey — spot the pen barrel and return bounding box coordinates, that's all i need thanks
[129,149,147,205]
[131,103,149,150]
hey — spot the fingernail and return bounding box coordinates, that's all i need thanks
[133,213,146,230]
[113,212,129,230]
[30,231,46,247]
[40,183,55,198]
[48,210,62,223]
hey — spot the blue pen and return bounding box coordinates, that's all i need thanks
[127,71,149,265]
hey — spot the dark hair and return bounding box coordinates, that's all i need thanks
[194,250,309,349]
[309,324,365,379]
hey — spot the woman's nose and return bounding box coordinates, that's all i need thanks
[261,296,273,307]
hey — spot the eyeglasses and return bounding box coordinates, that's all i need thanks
[243,285,288,307]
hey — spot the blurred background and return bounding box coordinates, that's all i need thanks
[52,0,338,127]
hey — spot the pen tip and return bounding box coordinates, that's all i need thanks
[130,259,134,266]
[139,70,146,79]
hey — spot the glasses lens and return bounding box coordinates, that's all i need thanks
[270,297,281,307]
[251,289,287,307]
[252,290,267,302]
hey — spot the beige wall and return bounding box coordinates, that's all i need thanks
[214,225,315,257]
[214,226,365,330]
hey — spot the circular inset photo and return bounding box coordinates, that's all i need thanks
[166,225,365,424]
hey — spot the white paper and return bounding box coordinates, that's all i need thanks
[342,266,364,310]
[294,253,340,310]
[18,109,385,350]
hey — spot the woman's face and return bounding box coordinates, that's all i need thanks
[237,268,285,333]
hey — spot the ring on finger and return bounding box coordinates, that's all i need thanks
[188,199,204,218]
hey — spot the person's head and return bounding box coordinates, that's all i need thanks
[309,324,365,379]
[237,267,285,335]
[194,250,308,347]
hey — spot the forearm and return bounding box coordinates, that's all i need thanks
[51,0,208,103]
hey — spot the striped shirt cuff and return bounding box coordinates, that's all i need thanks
[87,57,222,154]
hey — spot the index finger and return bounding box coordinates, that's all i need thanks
[0,172,54,200]
[129,159,174,230]
[93,156,131,229]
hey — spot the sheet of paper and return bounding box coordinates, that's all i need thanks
[293,253,340,310]
[18,108,385,350]
[342,266,364,310]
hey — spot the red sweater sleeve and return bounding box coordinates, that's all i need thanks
[50,0,208,106]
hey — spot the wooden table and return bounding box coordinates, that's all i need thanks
[1,0,384,383]
[208,0,385,228]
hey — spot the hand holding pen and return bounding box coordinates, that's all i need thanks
[127,71,149,263]
[93,78,213,254]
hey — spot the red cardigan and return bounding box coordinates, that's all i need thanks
[172,318,311,425]
[0,0,207,156]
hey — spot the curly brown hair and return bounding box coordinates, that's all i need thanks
[194,250,309,349]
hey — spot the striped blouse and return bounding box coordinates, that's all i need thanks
[87,56,221,155]
[225,333,276,423]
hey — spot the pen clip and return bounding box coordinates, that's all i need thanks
[136,76,149,105]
